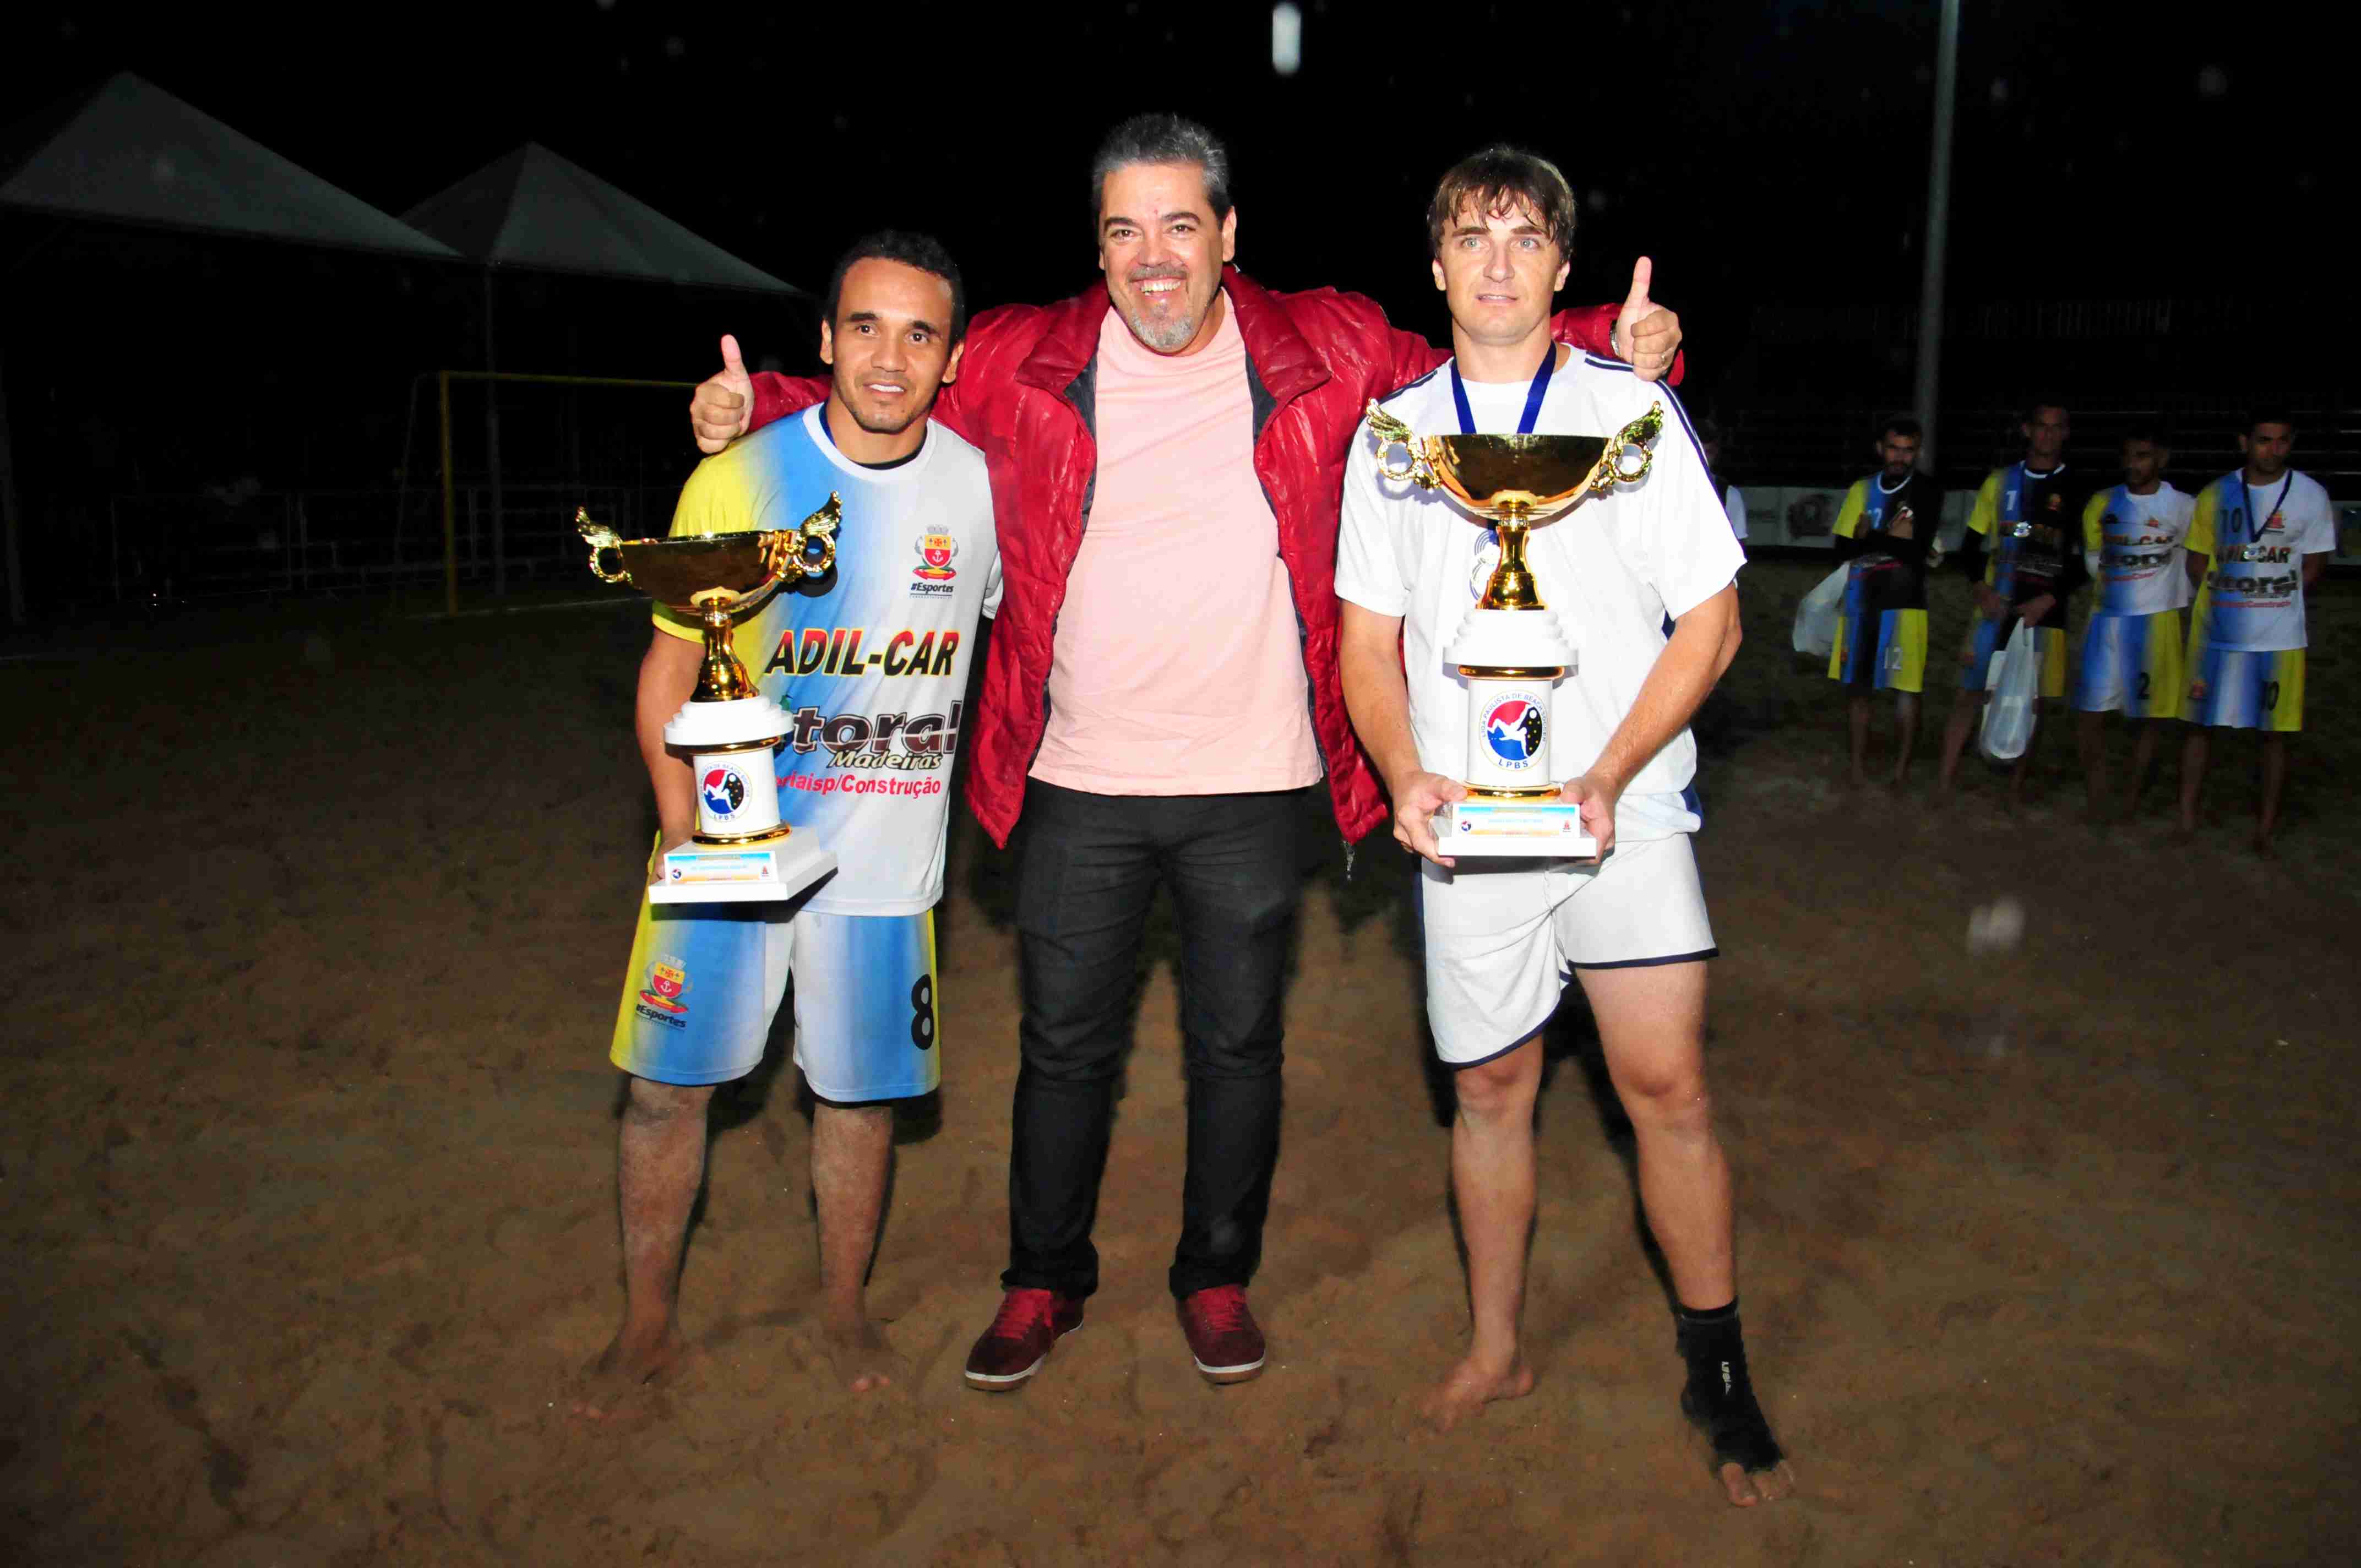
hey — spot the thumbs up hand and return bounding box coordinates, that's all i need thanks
[1611,258,1682,384]
[689,333,754,454]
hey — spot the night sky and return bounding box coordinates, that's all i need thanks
[0,1,2347,594]
[13,3,2335,312]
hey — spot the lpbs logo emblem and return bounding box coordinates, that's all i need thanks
[701,767,747,818]
[1484,696,1546,769]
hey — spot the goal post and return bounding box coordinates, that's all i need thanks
[429,369,695,615]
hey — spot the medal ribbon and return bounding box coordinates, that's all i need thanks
[2237,472,2293,549]
[1450,347,1554,437]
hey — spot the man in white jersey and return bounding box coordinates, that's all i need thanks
[2072,426,2195,820]
[577,233,1000,1416]
[1336,147,1788,1509]
[2176,410,2334,854]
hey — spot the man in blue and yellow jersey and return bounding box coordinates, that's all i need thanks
[2072,426,2194,820]
[578,232,1001,1417]
[1935,401,2093,804]
[2176,410,2336,853]
[1827,415,1943,787]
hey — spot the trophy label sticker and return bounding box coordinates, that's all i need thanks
[911,532,959,594]
[636,955,690,1026]
[701,767,749,820]
[666,851,777,884]
[1482,694,1548,771]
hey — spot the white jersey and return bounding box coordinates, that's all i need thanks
[659,407,1002,914]
[2187,468,2333,652]
[1337,351,1744,843]
[2086,482,2196,617]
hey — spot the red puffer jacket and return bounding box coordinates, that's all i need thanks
[744,266,1645,848]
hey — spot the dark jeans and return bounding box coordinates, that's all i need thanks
[1003,780,1305,1301]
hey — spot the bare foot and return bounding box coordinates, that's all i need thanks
[1418,1352,1535,1432]
[819,1315,906,1395]
[2253,831,2278,859]
[1717,1456,1798,1507]
[571,1325,686,1422]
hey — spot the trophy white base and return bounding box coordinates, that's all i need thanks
[649,839,838,904]
[1433,799,1596,858]
[1447,608,1575,669]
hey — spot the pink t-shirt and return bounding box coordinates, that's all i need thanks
[1030,302,1323,797]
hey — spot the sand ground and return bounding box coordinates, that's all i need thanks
[4,559,2357,1565]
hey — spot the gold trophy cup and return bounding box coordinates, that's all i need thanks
[579,497,844,902]
[1363,400,1662,856]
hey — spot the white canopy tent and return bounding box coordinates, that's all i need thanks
[0,72,456,623]
[399,143,805,601]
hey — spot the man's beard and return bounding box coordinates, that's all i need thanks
[1118,273,1202,352]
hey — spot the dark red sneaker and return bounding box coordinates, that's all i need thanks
[1178,1286,1265,1385]
[962,1288,1084,1391]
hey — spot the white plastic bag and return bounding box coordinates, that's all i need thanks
[1978,620,2039,761]
[1791,562,1849,658]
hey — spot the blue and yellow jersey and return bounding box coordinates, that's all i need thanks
[1963,462,2087,624]
[661,407,1000,914]
[2185,469,2335,653]
[2082,483,2194,617]
[1833,471,1941,609]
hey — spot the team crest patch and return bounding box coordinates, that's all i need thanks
[913,532,959,581]
[637,955,689,1026]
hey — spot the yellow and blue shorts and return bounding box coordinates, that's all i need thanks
[2186,645,2305,733]
[2075,609,2183,719]
[1961,618,2068,699]
[611,890,941,1102]
[1830,605,1928,694]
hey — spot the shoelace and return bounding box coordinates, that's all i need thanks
[989,1289,1056,1338]
[1189,1289,1249,1332]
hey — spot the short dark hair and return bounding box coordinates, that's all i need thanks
[1427,144,1578,260]
[2120,422,2169,449]
[1880,414,1924,442]
[2243,406,2297,434]
[2022,399,2070,424]
[823,230,966,345]
[1092,113,1233,227]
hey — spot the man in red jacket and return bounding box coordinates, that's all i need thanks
[686,114,1683,1392]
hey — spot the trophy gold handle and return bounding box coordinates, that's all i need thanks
[576,507,631,584]
[759,491,843,585]
[1589,402,1666,496]
[1366,401,1439,491]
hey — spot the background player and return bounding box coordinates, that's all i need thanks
[1827,415,1943,787]
[1336,146,1788,1508]
[2072,426,2194,821]
[580,232,1000,1415]
[2176,410,2335,853]
[1935,401,2092,805]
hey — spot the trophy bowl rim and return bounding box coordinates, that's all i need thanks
[603,532,789,606]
